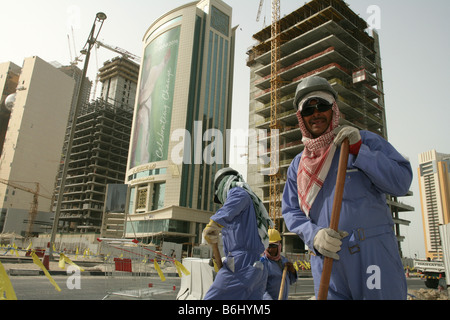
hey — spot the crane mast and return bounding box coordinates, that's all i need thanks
[269,0,281,231]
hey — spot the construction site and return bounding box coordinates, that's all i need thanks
[2,0,448,301]
[246,0,413,255]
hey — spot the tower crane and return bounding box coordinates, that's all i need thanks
[256,0,282,231]
[0,178,52,238]
[256,0,264,22]
[95,40,141,63]
[269,0,281,231]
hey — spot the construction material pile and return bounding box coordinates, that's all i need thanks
[407,288,449,300]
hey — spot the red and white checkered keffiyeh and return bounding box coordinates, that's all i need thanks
[296,101,340,216]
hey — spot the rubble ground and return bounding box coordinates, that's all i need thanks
[408,288,449,300]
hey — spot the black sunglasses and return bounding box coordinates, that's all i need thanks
[300,98,333,117]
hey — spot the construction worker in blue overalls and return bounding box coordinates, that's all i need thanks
[262,229,297,300]
[202,167,273,300]
[282,76,412,299]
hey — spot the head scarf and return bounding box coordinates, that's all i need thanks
[216,173,274,248]
[296,97,341,216]
[264,242,282,261]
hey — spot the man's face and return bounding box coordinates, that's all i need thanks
[301,98,333,138]
[267,243,278,256]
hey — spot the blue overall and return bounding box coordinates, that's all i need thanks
[282,130,412,300]
[203,187,268,300]
[262,255,297,300]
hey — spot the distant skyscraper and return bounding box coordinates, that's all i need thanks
[418,149,450,259]
[0,61,21,156]
[98,56,139,109]
[0,56,74,233]
[54,56,138,234]
[125,0,235,248]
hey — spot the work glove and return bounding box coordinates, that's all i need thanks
[333,126,362,155]
[313,228,349,260]
[202,219,223,244]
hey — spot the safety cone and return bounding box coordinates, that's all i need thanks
[405,267,410,278]
[42,242,50,270]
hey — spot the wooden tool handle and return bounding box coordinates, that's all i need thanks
[278,265,288,300]
[212,243,223,270]
[317,138,349,300]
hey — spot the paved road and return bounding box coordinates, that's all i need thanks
[7,274,429,300]
[9,275,180,300]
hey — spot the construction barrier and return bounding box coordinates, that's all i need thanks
[98,238,189,300]
[1,239,190,300]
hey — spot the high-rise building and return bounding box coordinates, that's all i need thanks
[125,0,235,250]
[53,55,138,234]
[418,149,450,260]
[0,61,21,156]
[0,56,74,233]
[98,56,139,109]
[246,0,413,254]
[54,98,133,233]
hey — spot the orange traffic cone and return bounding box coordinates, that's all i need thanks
[42,242,50,270]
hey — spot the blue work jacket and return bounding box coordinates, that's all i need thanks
[282,130,412,299]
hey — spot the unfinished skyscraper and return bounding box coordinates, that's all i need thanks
[54,57,138,234]
[246,0,413,254]
[98,56,139,109]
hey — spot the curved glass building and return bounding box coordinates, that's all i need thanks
[125,0,235,249]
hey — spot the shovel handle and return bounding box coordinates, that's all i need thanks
[278,265,288,300]
[317,138,349,300]
[212,243,223,269]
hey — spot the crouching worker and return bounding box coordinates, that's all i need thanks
[262,229,297,300]
[202,167,273,300]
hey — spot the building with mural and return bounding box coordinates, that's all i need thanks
[125,0,236,251]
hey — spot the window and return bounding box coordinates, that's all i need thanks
[128,187,135,213]
[151,182,166,210]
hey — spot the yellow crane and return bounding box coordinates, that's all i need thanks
[256,0,282,231]
[0,178,52,238]
[269,0,282,231]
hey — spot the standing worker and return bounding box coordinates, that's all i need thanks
[262,229,297,300]
[282,76,412,300]
[202,167,273,300]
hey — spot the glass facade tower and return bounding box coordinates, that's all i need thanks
[125,0,235,250]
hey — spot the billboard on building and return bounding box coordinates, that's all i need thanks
[130,26,181,168]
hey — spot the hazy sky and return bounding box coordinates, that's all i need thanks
[2,0,450,258]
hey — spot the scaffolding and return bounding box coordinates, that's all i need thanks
[54,99,133,233]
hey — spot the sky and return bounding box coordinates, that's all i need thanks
[2,0,450,259]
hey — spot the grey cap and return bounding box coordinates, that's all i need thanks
[293,76,337,110]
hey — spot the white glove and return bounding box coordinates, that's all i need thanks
[202,220,223,244]
[333,126,362,155]
[313,228,348,260]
